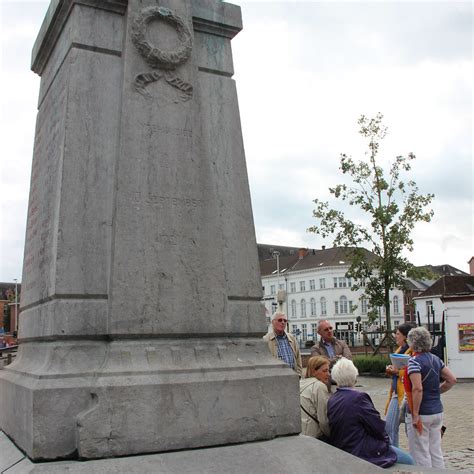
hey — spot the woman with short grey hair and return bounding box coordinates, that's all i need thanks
[327,358,414,467]
[407,326,432,352]
[331,356,358,387]
[405,326,456,468]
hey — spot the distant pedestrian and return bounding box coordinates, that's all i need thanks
[405,326,456,468]
[328,358,414,468]
[300,356,331,440]
[384,323,414,446]
[263,311,302,377]
[311,320,352,368]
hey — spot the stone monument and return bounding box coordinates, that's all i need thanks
[0,0,300,461]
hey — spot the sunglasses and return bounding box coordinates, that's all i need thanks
[277,318,288,323]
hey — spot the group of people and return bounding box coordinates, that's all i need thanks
[264,312,457,469]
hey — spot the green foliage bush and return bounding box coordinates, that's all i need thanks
[353,355,390,374]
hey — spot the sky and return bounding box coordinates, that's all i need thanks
[0,0,472,282]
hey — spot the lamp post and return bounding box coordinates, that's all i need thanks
[13,278,18,333]
[272,251,283,314]
[272,250,280,289]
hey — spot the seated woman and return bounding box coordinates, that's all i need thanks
[300,355,331,440]
[327,358,414,468]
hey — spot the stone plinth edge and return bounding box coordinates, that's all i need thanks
[1,434,386,473]
[31,0,127,74]
[0,431,460,473]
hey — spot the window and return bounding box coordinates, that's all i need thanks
[291,300,297,318]
[301,299,307,317]
[393,296,399,314]
[290,282,296,293]
[309,279,315,290]
[270,285,275,295]
[361,297,368,314]
[426,300,434,318]
[310,298,316,316]
[334,277,351,288]
[300,281,306,292]
[311,323,317,338]
[340,296,348,314]
[319,278,325,289]
[292,324,298,335]
[334,301,339,314]
[302,323,307,341]
[320,297,327,315]
[349,300,354,313]
[262,286,265,294]
[394,320,400,327]
[278,283,284,290]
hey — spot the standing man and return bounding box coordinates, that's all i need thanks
[311,320,352,368]
[263,311,302,377]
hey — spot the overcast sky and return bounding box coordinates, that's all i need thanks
[0,0,472,283]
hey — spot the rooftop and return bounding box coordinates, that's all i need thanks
[258,245,377,277]
[417,275,474,298]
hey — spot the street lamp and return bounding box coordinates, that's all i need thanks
[13,278,18,334]
[272,250,280,289]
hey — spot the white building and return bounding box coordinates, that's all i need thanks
[413,275,474,378]
[259,246,404,346]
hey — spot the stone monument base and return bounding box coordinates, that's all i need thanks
[1,431,452,473]
[0,338,299,460]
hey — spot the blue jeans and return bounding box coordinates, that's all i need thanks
[386,394,400,446]
[392,445,415,465]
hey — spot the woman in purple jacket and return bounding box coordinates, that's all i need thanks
[328,358,414,468]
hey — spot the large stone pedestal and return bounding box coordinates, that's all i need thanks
[1,339,298,459]
[0,0,299,461]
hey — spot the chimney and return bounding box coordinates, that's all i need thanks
[322,245,326,250]
[298,248,307,260]
[469,257,474,276]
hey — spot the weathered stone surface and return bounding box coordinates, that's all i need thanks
[0,0,300,461]
[0,431,457,473]
[1,434,385,473]
[1,339,300,460]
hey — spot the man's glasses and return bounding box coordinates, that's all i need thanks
[322,327,333,332]
[277,318,287,323]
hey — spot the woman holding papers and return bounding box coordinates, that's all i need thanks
[384,323,414,446]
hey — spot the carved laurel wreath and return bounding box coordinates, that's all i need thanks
[131,6,193,101]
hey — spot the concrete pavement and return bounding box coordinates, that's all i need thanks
[357,376,474,472]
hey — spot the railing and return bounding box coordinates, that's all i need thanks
[302,330,395,352]
[0,345,18,368]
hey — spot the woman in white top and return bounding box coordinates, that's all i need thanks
[300,355,331,440]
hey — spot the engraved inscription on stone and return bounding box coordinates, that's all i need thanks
[22,69,68,306]
[131,6,193,101]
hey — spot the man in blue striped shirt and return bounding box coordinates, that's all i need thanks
[263,312,302,377]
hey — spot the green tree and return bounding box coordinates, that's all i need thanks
[308,113,434,333]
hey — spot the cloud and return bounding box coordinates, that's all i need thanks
[0,0,472,281]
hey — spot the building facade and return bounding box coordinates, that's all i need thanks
[259,246,404,346]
